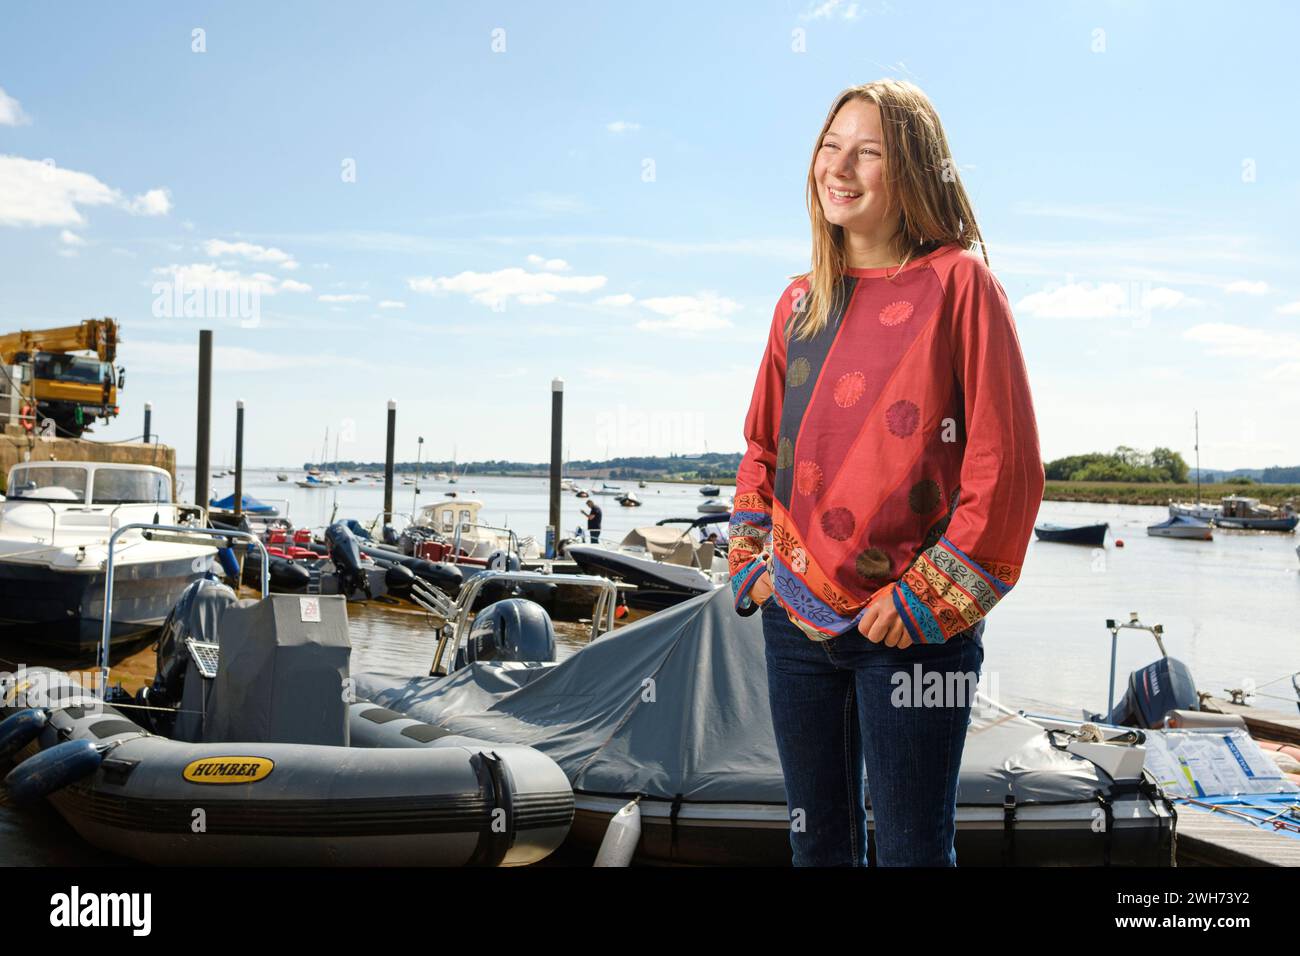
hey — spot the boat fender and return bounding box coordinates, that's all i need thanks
[4,739,103,806]
[593,797,642,867]
[0,709,48,765]
[269,557,312,591]
[384,563,416,592]
[216,547,241,581]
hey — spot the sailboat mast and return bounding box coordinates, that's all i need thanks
[1194,410,1200,504]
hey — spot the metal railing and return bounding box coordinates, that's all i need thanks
[428,570,618,678]
[98,524,269,690]
[1103,612,1167,718]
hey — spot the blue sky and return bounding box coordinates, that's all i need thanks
[2,0,1297,470]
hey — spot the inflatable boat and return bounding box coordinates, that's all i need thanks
[1,557,574,866]
[356,584,1177,866]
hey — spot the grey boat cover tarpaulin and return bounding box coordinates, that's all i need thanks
[356,586,1111,806]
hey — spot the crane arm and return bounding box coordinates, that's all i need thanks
[0,318,119,363]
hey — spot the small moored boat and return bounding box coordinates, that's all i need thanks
[1147,514,1213,540]
[1033,522,1108,546]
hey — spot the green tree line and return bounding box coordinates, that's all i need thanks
[1044,446,1189,483]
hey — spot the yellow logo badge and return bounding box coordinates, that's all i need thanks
[182,756,274,784]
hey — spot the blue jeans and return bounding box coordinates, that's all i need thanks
[761,597,984,867]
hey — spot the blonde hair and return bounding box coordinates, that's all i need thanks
[789,79,988,341]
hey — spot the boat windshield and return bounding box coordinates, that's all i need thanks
[5,465,89,502]
[90,468,171,504]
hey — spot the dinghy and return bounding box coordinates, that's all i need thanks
[356,585,1175,866]
[1033,522,1107,546]
[0,528,573,866]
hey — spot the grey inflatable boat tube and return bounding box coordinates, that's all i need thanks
[4,669,573,866]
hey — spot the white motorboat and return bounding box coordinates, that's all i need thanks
[1147,514,1212,539]
[590,482,624,497]
[566,517,729,610]
[0,461,217,653]
[698,496,733,514]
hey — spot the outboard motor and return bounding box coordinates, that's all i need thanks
[146,578,241,736]
[1103,657,1200,728]
[486,549,522,572]
[325,521,371,598]
[459,598,556,667]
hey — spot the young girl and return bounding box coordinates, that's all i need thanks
[729,80,1044,866]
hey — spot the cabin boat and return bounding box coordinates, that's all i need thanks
[1168,495,1299,532]
[0,461,216,652]
[407,498,541,564]
[567,518,728,610]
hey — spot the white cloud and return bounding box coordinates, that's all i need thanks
[526,254,570,271]
[634,292,742,336]
[1015,281,1190,320]
[1277,301,1300,315]
[1223,280,1269,295]
[606,120,641,134]
[408,267,606,309]
[151,263,309,296]
[1016,282,1128,319]
[317,293,369,303]
[1184,322,1300,359]
[0,86,30,126]
[127,188,172,216]
[377,300,406,309]
[597,293,635,307]
[804,0,867,20]
[0,155,172,227]
[204,239,299,270]
[59,230,85,247]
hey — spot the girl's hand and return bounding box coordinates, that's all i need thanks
[748,570,773,606]
[858,594,912,648]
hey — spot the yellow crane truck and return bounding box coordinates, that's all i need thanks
[0,318,124,438]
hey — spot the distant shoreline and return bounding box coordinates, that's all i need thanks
[1042,480,1300,507]
[183,468,1300,507]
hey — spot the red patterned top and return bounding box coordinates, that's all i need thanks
[728,242,1044,643]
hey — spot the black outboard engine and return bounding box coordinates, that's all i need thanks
[486,549,522,572]
[1103,657,1200,728]
[325,521,371,598]
[143,578,240,734]
[457,598,556,668]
